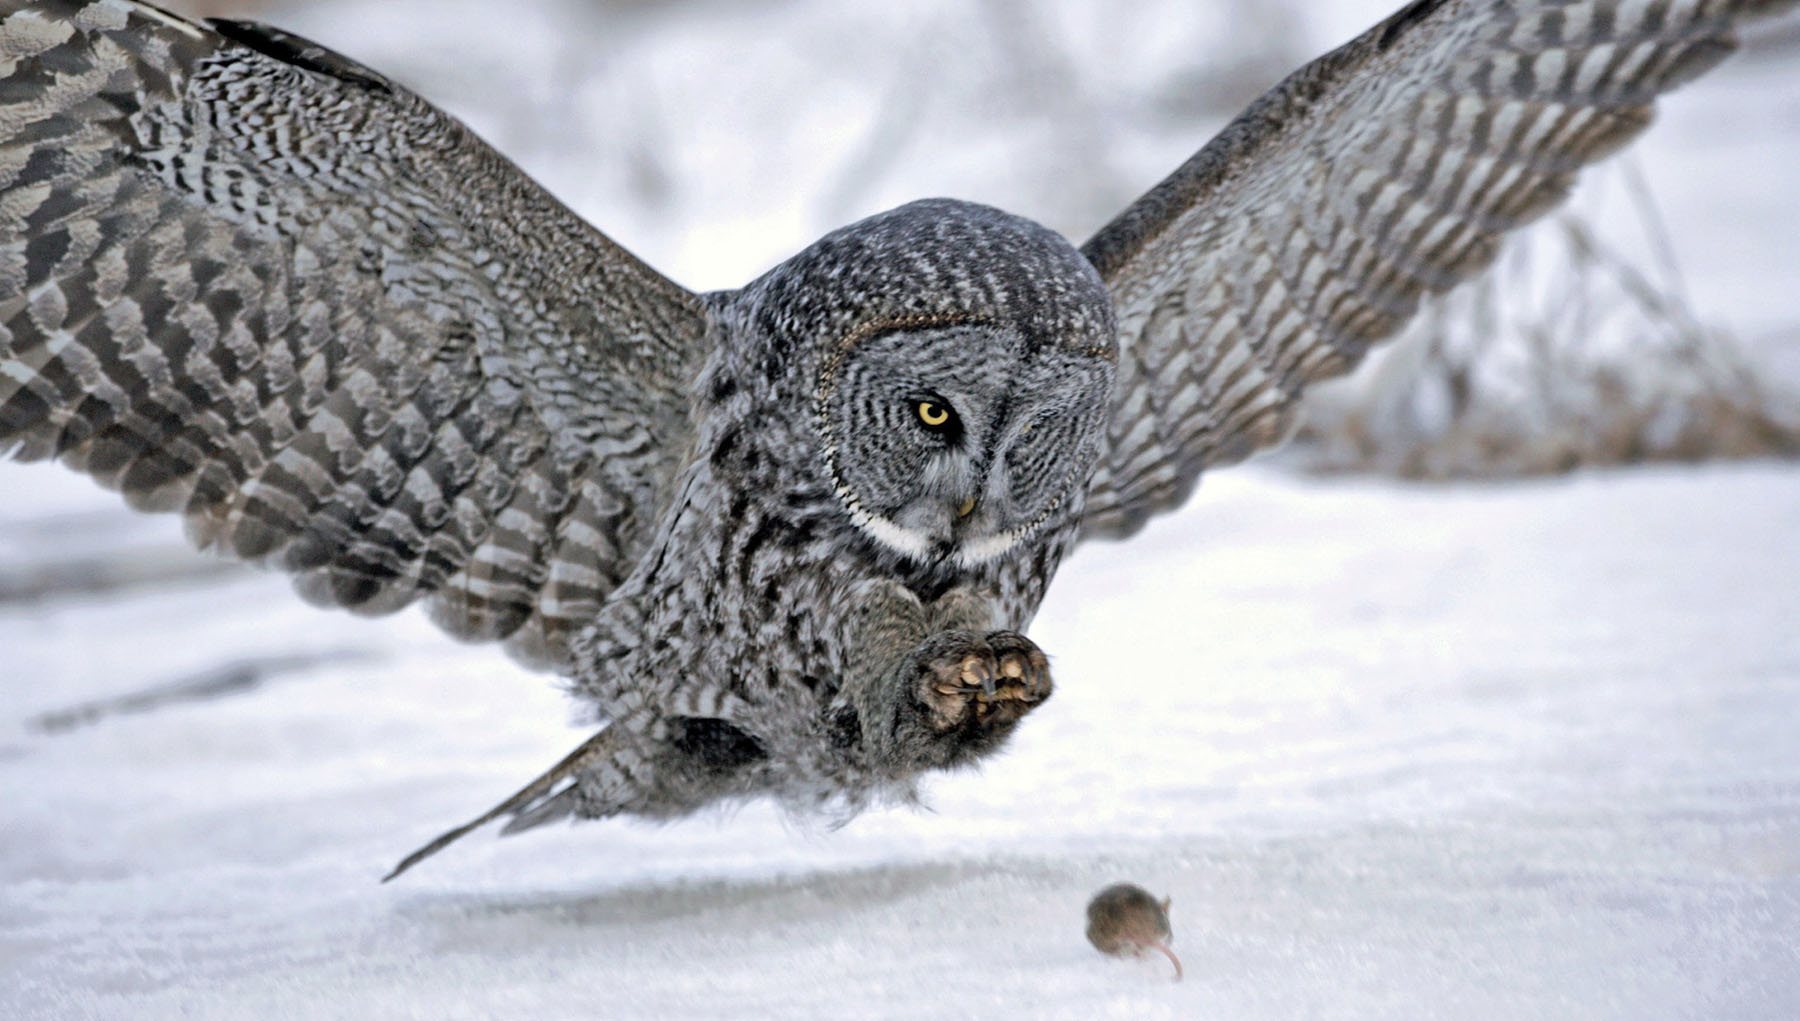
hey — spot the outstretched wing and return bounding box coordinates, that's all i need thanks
[0,1,710,669]
[1079,0,1793,540]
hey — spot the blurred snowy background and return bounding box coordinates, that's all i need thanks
[3,1,1799,1018]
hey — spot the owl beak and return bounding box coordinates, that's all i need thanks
[957,496,977,518]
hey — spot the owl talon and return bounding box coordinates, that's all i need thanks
[959,655,993,694]
[913,630,1053,736]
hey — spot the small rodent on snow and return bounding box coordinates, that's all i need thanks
[1085,882,1183,981]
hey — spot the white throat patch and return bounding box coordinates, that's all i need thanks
[846,506,935,561]
[952,530,1025,568]
[845,503,1027,570]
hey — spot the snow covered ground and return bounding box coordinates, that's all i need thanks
[4,1,1800,1018]
[4,464,1799,1019]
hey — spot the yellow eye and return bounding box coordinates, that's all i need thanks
[917,401,951,428]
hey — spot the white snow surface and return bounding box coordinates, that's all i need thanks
[5,463,1798,1019]
[4,0,1800,1018]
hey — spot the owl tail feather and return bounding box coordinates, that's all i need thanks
[381,728,618,882]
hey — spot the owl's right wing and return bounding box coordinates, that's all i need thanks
[1077,0,1793,541]
[0,1,709,670]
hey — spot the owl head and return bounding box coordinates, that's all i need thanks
[738,199,1118,569]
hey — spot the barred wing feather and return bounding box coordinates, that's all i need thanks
[1080,0,1795,540]
[0,0,709,669]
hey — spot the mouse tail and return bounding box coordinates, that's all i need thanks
[1148,940,1184,982]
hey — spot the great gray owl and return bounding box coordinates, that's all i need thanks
[1,0,1789,880]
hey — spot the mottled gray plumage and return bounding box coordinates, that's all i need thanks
[1,0,1788,878]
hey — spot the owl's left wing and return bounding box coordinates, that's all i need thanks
[1078,0,1793,541]
[0,1,709,670]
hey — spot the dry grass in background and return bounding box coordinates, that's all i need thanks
[1296,166,1800,479]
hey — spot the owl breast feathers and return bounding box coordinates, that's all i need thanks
[1,0,1789,878]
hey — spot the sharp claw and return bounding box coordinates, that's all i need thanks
[960,656,992,687]
[918,638,1053,733]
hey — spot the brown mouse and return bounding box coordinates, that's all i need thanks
[1085,882,1183,981]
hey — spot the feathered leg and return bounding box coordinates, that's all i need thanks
[840,584,1053,778]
